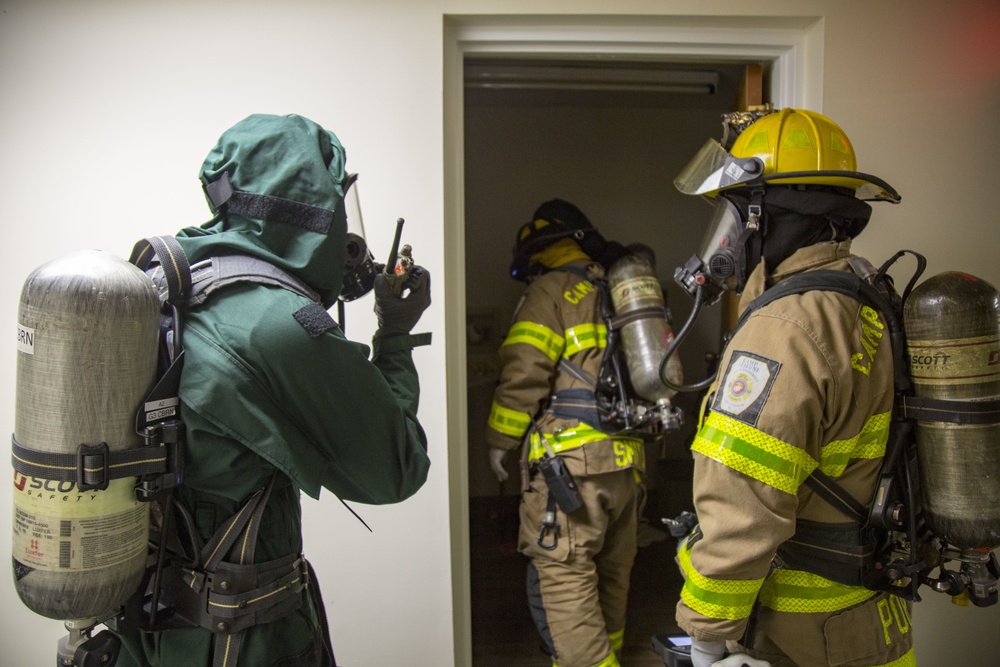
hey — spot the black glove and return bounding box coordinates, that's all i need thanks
[373,266,431,335]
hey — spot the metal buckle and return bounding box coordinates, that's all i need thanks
[77,442,110,491]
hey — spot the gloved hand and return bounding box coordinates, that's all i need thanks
[489,447,509,483]
[374,267,431,335]
[690,639,727,667]
[712,654,772,667]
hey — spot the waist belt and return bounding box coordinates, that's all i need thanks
[548,388,609,428]
[527,422,642,463]
[776,518,882,588]
[157,551,309,636]
[148,474,329,667]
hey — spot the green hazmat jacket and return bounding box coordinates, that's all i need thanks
[116,114,431,666]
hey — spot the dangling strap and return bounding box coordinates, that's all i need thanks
[202,475,274,667]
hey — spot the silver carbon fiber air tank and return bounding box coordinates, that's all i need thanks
[608,253,684,403]
[13,250,159,620]
[904,271,1000,550]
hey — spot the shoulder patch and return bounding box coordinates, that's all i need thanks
[293,303,339,338]
[712,351,781,426]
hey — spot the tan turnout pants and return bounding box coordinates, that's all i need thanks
[519,467,642,667]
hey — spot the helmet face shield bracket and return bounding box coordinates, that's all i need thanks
[674,139,766,196]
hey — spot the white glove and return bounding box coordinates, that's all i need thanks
[488,447,509,483]
[690,639,726,667]
[712,654,772,667]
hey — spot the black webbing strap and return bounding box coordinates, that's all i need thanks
[557,357,596,388]
[901,395,1000,425]
[188,255,322,305]
[607,305,670,331]
[735,269,910,393]
[11,435,170,491]
[371,332,433,355]
[802,468,869,524]
[197,475,275,579]
[202,172,334,234]
[198,474,275,667]
[736,270,904,525]
[129,235,192,304]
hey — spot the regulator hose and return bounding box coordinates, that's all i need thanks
[658,284,717,393]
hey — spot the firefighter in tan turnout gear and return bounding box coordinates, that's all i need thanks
[669,109,917,667]
[485,199,650,667]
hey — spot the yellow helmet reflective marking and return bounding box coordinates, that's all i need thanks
[730,108,860,185]
[744,129,771,152]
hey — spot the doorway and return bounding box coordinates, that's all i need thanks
[443,15,823,665]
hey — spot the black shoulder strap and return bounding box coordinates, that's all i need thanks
[187,255,321,305]
[734,269,911,395]
[732,266,910,525]
[133,236,336,338]
[130,236,192,305]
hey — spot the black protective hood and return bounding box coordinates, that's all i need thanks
[723,185,873,277]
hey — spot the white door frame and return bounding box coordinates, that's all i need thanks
[442,14,823,665]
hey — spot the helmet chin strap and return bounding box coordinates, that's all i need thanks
[732,185,766,293]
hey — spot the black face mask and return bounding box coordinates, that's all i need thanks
[338,173,381,302]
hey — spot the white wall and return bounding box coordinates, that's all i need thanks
[2,1,999,666]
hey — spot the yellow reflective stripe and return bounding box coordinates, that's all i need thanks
[502,320,564,362]
[608,629,624,652]
[877,648,917,667]
[554,651,621,667]
[692,412,818,495]
[528,426,642,464]
[487,401,531,438]
[677,542,763,620]
[564,322,607,357]
[592,652,622,667]
[759,569,875,613]
[819,412,890,477]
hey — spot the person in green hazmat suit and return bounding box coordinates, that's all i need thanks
[114,114,432,667]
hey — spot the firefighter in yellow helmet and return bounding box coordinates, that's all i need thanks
[669,109,916,667]
[485,199,646,667]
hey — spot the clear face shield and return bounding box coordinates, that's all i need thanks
[673,138,765,196]
[673,197,747,304]
[339,173,381,301]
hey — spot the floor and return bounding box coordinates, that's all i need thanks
[469,459,692,667]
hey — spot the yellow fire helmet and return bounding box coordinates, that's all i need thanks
[674,108,901,203]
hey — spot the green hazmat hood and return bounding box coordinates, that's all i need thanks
[176,113,350,307]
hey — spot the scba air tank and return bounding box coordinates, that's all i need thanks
[607,254,684,402]
[13,250,159,620]
[904,271,1000,550]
